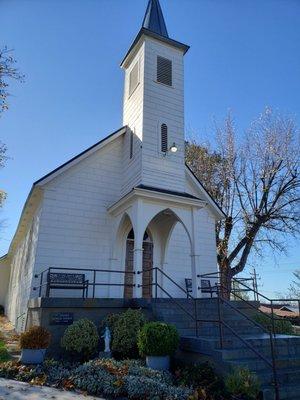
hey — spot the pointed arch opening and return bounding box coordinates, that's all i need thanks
[124,227,153,299]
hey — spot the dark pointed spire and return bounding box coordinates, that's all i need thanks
[142,0,169,38]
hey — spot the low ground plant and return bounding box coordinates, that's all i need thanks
[0,356,262,399]
[225,367,261,400]
[0,358,192,399]
[174,361,225,399]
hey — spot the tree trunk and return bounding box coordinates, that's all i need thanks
[219,258,232,300]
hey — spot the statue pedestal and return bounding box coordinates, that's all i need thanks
[99,351,112,359]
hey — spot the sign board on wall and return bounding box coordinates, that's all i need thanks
[49,312,74,325]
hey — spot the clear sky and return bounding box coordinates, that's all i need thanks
[1,0,300,298]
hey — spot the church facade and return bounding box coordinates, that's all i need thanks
[0,0,224,331]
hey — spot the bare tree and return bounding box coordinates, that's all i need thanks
[0,46,24,115]
[288,270,300,298]
[186,108,300,298]
[0,142,7,208]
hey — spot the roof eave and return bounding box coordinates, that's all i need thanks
[185,164,226,220]
[34,126,127,187]
[120,28,189,69]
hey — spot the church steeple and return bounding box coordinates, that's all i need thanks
[142,0,169,38]
[121,0,190,195]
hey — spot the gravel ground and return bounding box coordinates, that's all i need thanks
[0,378,105,400]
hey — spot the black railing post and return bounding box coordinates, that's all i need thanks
[39,271,43,297]
[92,270,96,298]
[45,269,50,298]
[194,298,198,336]
[155,267,158,299]
[270,300,276,338]
[269,330,280,400]
[216,285,223,349]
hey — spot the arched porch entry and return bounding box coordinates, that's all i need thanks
[109,194,207,298]
[124,229,153,299]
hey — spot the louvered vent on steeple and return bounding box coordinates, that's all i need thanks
[161,123,168,152]
[129,62,139,96]
[157,56,172,86]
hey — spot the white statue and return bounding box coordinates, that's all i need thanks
[102,326,111,353]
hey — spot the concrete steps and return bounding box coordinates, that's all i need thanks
[150,299,300,400]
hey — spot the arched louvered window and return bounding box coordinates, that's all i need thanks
[161,124,168,153]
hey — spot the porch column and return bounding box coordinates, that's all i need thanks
[131,199,144,298]
[133,247,143,298]
[191,207,203,298]
[190,254,201,298]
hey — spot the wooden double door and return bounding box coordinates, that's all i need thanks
[124,237,153,299]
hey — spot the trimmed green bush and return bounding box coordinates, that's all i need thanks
[61,318,99,360]
[225,367,261,400]
[137,322,179,357]
[253,312,294,335]
[102,309,146,359]
[0,346,10,363]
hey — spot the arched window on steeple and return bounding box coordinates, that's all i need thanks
[161,123,168,153]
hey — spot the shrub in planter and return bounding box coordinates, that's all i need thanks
[61,318,99,361]
[225,367,261,400]
[19,326,51,364]
[137,322,179,370]
[102,309,146,359]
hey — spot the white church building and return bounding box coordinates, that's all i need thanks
[0,0,225,331]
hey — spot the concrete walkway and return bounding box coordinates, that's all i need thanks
[0,378,105,399]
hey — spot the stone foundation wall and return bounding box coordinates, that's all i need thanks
[27,297,154,356]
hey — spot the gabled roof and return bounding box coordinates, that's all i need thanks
[34,126,127,186]
[185,164,226,219]
[3,126,127,258]
[120,28,189,68]
[142,0,169,38]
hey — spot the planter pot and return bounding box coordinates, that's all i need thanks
[146,355,170,371]
[20,349,47,364]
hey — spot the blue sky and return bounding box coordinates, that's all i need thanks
[1,0,300,297]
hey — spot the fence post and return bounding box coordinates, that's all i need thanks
[39,272,43,297]
[155,268,158,299]
[217,285,223,349]
[92,270,96,298]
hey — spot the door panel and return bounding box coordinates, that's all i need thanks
[124,239,153,299]
[124,240,134,299]
[142,242,153,298]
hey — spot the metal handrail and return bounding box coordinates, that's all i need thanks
[33,266,136,298]
[138,266,280,399]
[198,273,281,400]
